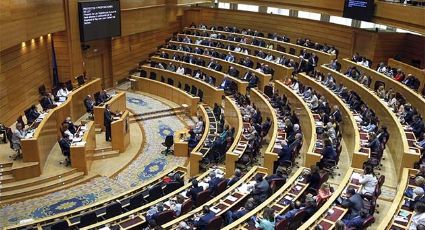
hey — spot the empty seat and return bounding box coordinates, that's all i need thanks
[78,211,97,228]
[104,202,123,219]
[50,220,69,230]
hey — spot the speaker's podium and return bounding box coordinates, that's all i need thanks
[174,130,189,157]
[112,110,131,153]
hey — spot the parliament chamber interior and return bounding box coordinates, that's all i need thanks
[0,0,424,229]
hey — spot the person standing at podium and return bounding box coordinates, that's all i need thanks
[104,104,116,142]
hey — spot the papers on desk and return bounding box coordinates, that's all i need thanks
[72,141,86,147]
[80,125,87,131]
[351,172,362,181]
[315,121,324,127]
[199,182,209,190]
[226,195,237,202]
[38,113,47,119]
[295,185,302,191]
[399,209,410,218]
[19,219,34,224]
[354,115,362,122]
[99,227,111,230]
[113,116,121,121]
[210,206,221,214]
[58,96,67,102]
[73,137,83,142]
[237,181,256,194]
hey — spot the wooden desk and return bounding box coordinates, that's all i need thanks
[93,92,127,131]
[189,105,211,176]
[250,89,279,173]
[111,110,130,153]
[70,121,95,174]
[320,65,419,178]
[137,66,222,109]
[341,58,425,119]
[184,27,336,65]
[388,58,425,93]
[223,167,305,229]
[274,80,318,167]
[378,168,417,230]
[20,79,101,178]
[172,36,272,91]
[224,96,244,178]
[296,73,368,168]
[158,48,249,95]
[174,129,189,157]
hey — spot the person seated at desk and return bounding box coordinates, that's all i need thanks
[278,140,292,166]
[225,198,255,224]
[252,174,270,204]
[342,210,368,229]
[410,202,425,230]
[188,130,199,149]
[213,103,221,119]
[146,202,164,226]
[63,117,77,135]
[58,134,71,166]
[61,123,74,140]
[176,64,185,75]
[306,166,321,191]
[409,187,425,211]
[340,188,364,219]
[11,123,26,160]
[286,124,300,144]
[411,115,425,138]
[186,178,203,205]
[193,205,216,230]
[358,166,378,196]
[414,133,425,155]
[84,95,95,114]
[207,171,222,196]
[275,201,302,223]
[97,89,110,105]
[0,123,7,143]
[260,117,271,137]
[40,93,56,111]
[193,116,204,135]
[227,168,242,187]
[56,84,70,100]
[320,139,336,163]
[315,183,332,204]
[253,207,275,230]
[367,132,381,153]
[228,66,239,78]
[265,166,287,183]
[248,75,259,89]
[219,76,232,90]
[26,105,40,124]
[225,52,235,62]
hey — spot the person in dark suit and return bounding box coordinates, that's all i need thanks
[265,167,287,183]
[104,104,116,142]
[341,188,364,218]
[98,89,109,104]
[186,179,203,204]
[194,205,216,230]
[321,139,336,161]
[213,103,221,118]
[278,140,292,165]
[208,171,222,196]
[306,165,321,190]
[84,95,95,114]
[26,105,40,124]
[227,169,242,187]
[330,105,342,123]
[251,174,270,204]
[63,117,77,135]
[58,134,71,166]
[225,198,255,224]
[40,93,55,111]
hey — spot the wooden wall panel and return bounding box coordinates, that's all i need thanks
[0,0,65,51]
[0,37,52,126]
[111,20,182,84]
[52,31,72,83]
[400,34,425,68]
[184,8,354,59]
[373,32,406,66]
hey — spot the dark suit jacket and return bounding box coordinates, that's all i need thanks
[40,97,53,110]
[208,177,222,195]
[341,193,364,216]
[59,138,71,156]
[104,109,113,127]
[186,186,203,203]
[194,211,215,230]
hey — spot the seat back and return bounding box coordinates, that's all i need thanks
[378,175,385,188]
[180,199,193,215]
[155,210,175,226]
[51,220,69,230]
[362,216,375,228]
[147,184,164,202]
[288,210,306,230]
[128,192,146,210]
[215,180,227,195]
[206,216,223,230]
[65,80,73,91]
[78,211,97,228]
[270,178,286,193]
[163,182,183,195]
[196,190,210,207]
[275,217,290,230]
[165,135,174,148]
[104,202,123,219]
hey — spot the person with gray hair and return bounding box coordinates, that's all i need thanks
[227,168,242,186]
[410,187,425,211]
[208,170,222,196]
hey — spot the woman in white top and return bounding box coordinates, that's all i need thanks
[410,201,425,230]
[359,166,378,196]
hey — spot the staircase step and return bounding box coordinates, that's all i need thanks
[0,169,78,192]
[0,174,15,184]
[95,147,113,153]
[0,172,85,201]
[0,166,13,176]
[93,150,120,160]
[134,111,185,122]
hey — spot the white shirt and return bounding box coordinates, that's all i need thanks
[57,88,70,97]
[410,212,425,230]
[176,67,185,75]
[359,174,378,195]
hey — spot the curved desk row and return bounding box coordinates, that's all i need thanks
[388,58,425,93]
[341,58,425,119]
[136,65,224,109]
[80,168,210,230]
[161,166,268,229]
[320,65,419,178]
[184,27,336,65]
[378,168,417,230]
[5,166,188,230]
[151,53,248,95]
[223,167,306,229]
[170,38,272,91]
[299,168,357,229]
[20,79,101,178]
[190,105,218,176]
[250,88,279,174]
[296,73,369,169]
[274,80,319,167]
[178,32,296,81]
[224,96,246,178]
